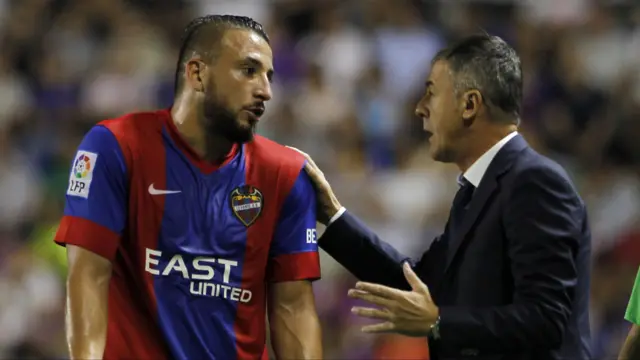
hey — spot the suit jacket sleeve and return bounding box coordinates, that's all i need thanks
[438,166,585,351]
[319,211,413,290]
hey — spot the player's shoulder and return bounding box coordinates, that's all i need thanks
[246,135,306,172]
[245,136,313,203]
[95,109,167,144]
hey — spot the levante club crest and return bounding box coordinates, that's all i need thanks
[229,185,264,227]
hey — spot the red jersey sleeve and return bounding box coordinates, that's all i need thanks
[266,169,320,282]
[54,125,128,261]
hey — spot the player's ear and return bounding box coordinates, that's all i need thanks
[186,59,206,93]
[461,89,482,126]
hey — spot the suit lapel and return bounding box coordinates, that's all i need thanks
[443,134,529,274]
[443,175,498,273]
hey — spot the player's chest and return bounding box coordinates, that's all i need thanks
[136,161,270,252]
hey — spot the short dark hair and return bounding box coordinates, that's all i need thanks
[174,15,270,94]
[433,33,522,122]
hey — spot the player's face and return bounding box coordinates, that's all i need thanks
[415,60,466,163]
[203,29,274,143]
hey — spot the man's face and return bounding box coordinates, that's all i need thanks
[199,28,274,143]
[415,60,466,163]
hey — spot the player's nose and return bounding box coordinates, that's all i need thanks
[254,79,272,102]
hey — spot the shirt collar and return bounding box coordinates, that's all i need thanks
[462,131,518,187]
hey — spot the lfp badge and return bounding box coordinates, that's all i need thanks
[229,185,263,227]
[67,151,98,199]
[74,153,93,178]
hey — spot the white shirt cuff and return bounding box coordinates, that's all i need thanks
[328,207,346,225]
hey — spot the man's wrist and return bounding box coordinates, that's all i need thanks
[429,315,441,340]
[327,207,346,225]
[428,307,441,340]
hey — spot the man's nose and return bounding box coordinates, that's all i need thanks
[415,104,429,118]
[254,78,272,101]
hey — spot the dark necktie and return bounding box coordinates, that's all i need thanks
[448,177,475,235]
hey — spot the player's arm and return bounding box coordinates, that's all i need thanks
[55,125,129,359]
[620,268,640,360]
[619,324,640,360]
[66,245,111,359]
[268,281,321,359]
[267,170,322,359]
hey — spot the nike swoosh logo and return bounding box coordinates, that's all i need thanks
[148,184,181,195]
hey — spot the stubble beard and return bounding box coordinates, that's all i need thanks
[202,89,255,144]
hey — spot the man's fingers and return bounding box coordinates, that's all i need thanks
[402,262,428,294]
[361,322,396,333]
[302,155,321,173]
[286,146,323,176]
[351,306,393,320]
[286,146,318,174]
[286,145,306,157]
[355,282,405,299]
[286,145,316,166]
[303,161,320,176]
[348,289,394,308]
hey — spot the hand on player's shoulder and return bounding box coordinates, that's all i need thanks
[286,146,342,225]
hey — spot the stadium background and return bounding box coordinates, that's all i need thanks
[0,0,639,358]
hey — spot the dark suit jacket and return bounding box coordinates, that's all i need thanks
[320,135,592,360]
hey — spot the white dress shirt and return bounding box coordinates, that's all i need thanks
[328,131,519,225]
[462,131,519,187]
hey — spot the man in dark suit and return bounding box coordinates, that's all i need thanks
[291,34,592,359]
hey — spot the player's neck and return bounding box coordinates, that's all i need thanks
[171,99,234,164]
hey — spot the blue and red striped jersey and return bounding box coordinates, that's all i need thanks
[55,109,321,360]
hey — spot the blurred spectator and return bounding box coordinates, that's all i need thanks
[0,53,32,126]
[0,126,41,235]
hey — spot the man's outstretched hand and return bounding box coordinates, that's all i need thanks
[287,146,342,225]
[348,262,440,337]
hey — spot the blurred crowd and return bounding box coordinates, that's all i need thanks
[0,0,639,358]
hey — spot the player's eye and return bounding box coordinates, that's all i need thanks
[243,66,257,76]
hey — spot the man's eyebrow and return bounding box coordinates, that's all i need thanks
[244,56,275,80]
